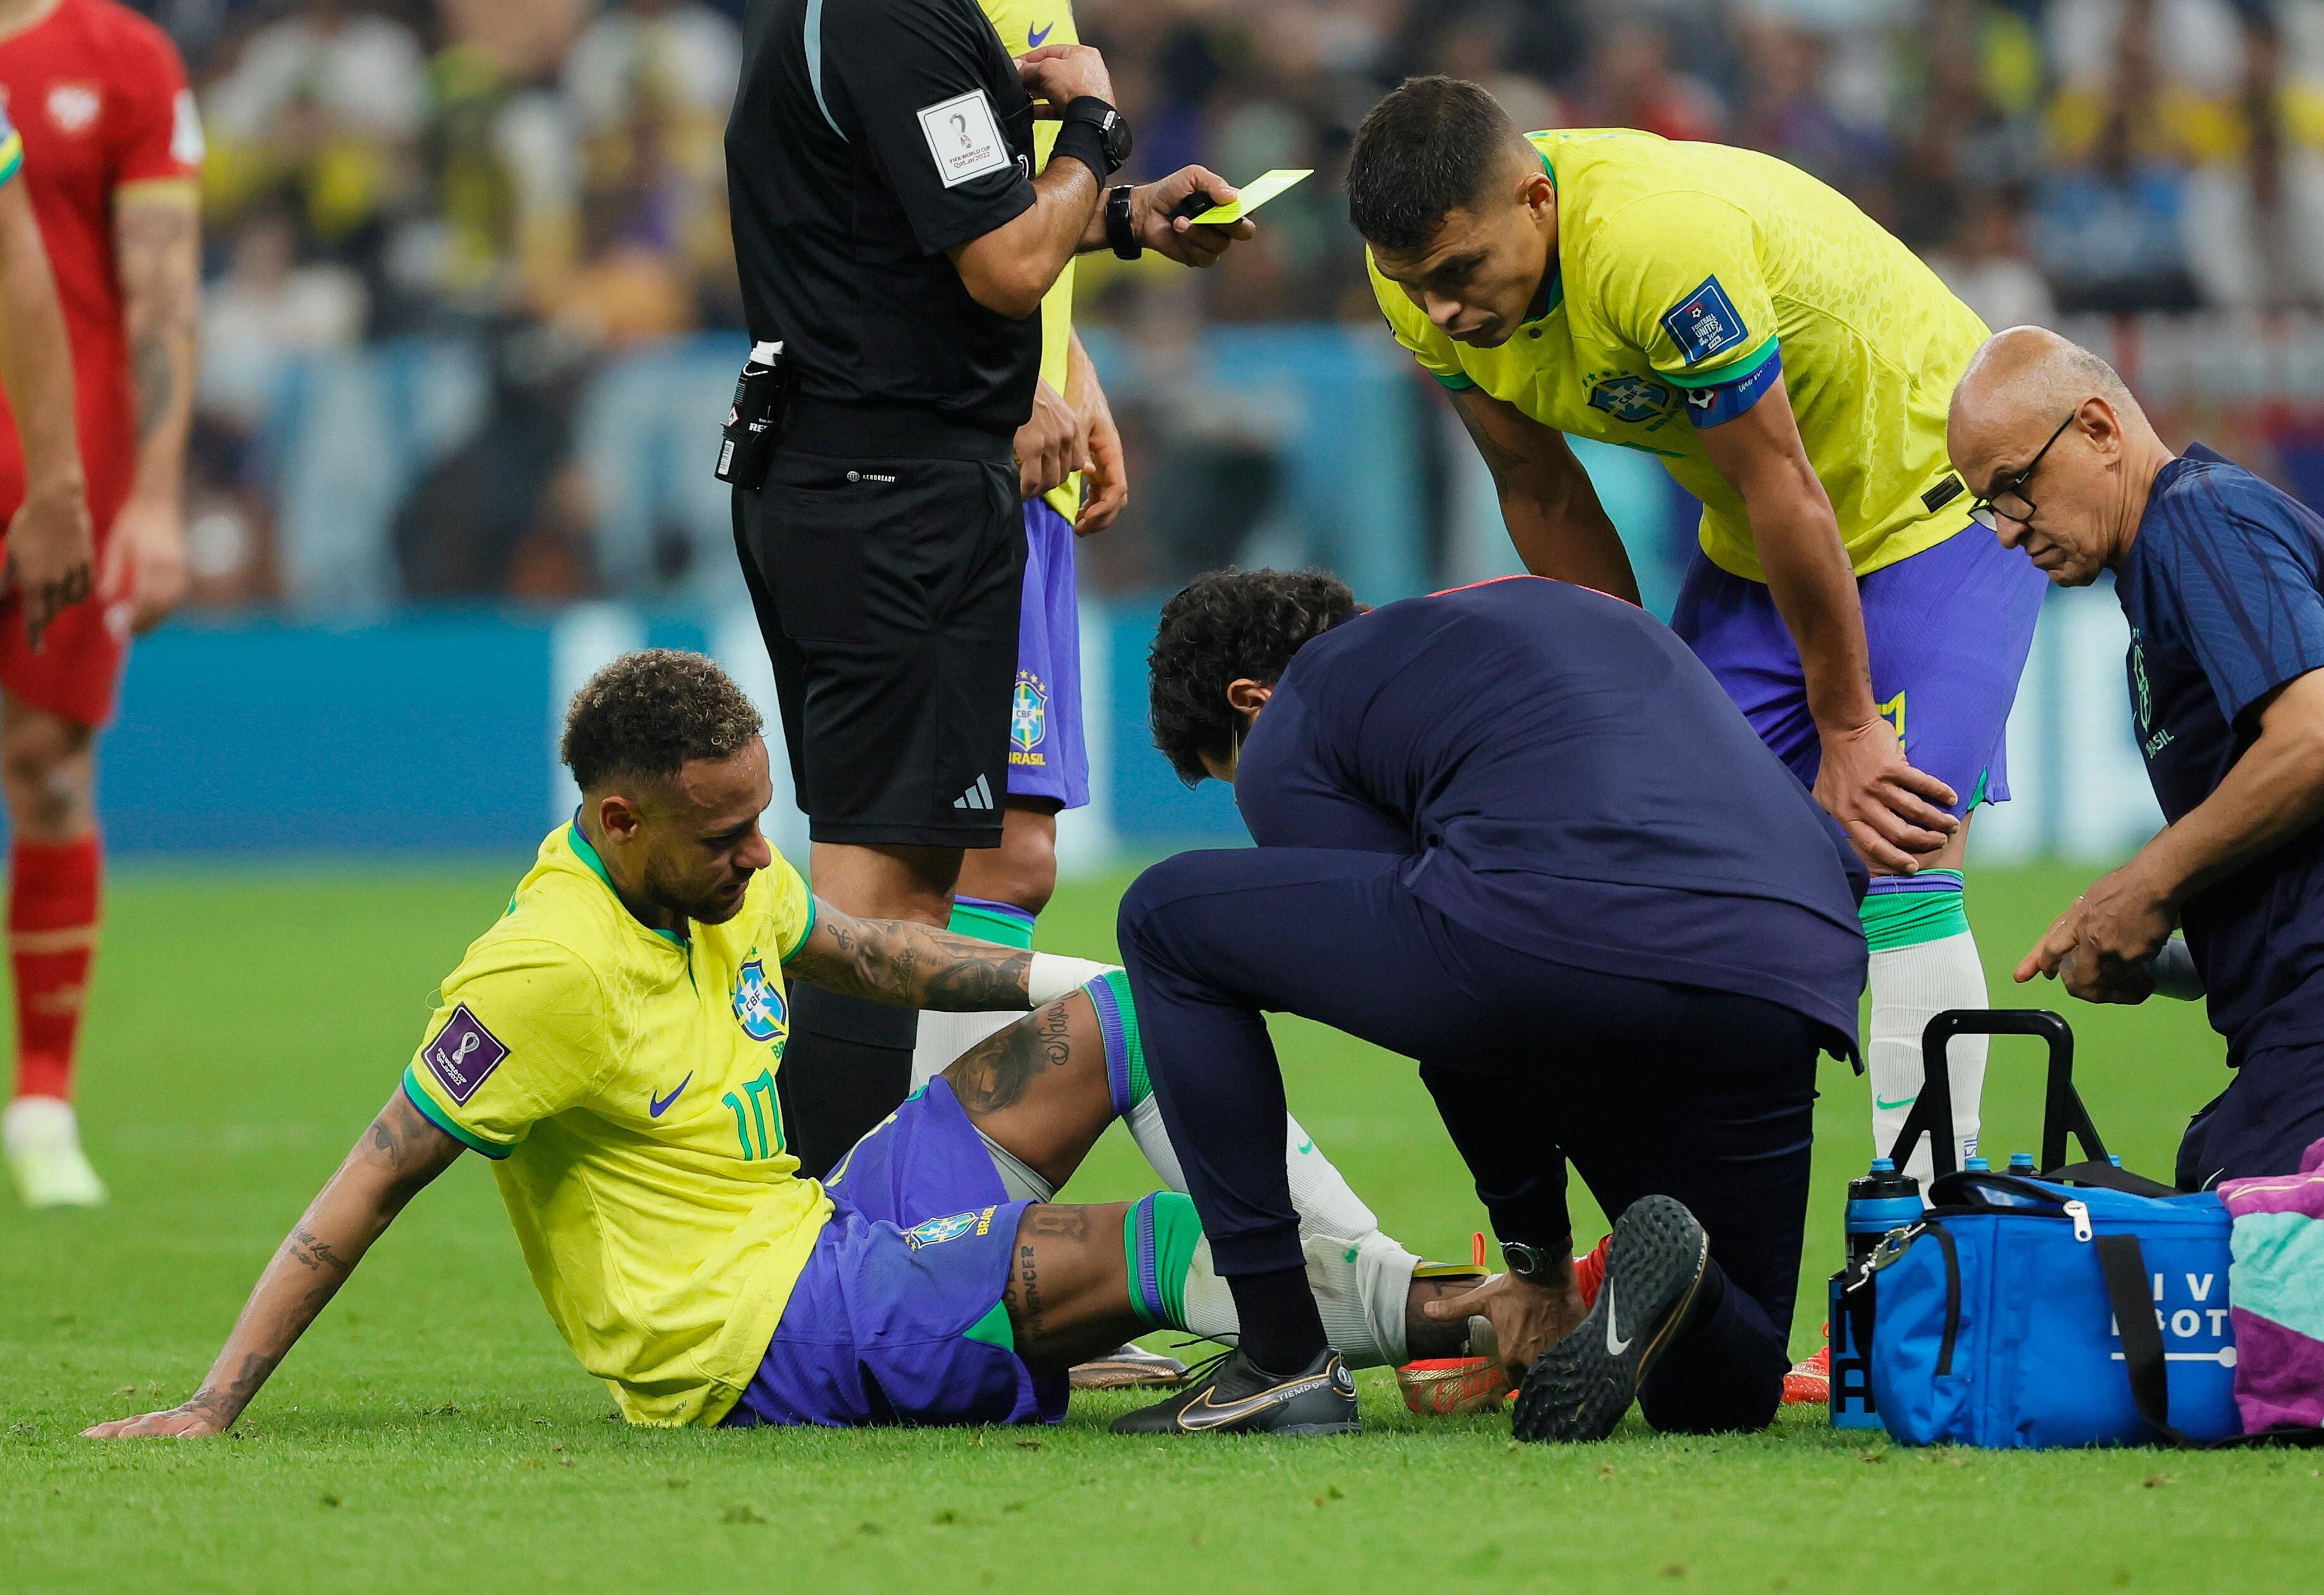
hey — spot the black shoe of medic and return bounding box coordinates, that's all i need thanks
[1109,1345,1359,1436]
[1512,1194,1710,1444]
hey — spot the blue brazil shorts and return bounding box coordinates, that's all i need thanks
[723,1080,1066,1427]
[1006,500,1090,810]
[1671,525,2046,820]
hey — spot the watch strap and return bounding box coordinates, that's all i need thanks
[1106,185,1140,260]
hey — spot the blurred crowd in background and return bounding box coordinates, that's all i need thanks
[152,0,2324,608]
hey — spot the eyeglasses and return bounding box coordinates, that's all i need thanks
[1968,411,2077,530]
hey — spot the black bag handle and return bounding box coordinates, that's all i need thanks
[1889,1010,2111,1180]
[2045,1160,2178,1199]
[2094,1229,2324,1449]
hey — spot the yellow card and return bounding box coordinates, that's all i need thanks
[1184,168,1313,225]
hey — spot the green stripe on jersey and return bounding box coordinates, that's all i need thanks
[401,1065,513,1160]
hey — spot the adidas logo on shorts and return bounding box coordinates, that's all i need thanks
[953,775,996,811]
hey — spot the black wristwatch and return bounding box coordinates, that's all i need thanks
[1059,95,1132,177]
[1105,185,1140,260]
[1501,1241,1556,1283]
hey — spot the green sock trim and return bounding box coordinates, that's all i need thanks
[1096,970,1151,1110]
[1124,1192,1203,1331]
[1860,873,1970,952]
[947,899,1037,951]
[963,1299,1015,1352]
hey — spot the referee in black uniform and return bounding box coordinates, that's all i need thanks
[726,0,1252,1173]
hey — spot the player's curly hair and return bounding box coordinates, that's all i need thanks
[561,649,764,792]
[1347,76,1532,251]
[1148,569,1359,786]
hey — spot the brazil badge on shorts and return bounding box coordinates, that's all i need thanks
[1009,670,1049,768]
[733,956,787,1046]
[903,1206,999,1249]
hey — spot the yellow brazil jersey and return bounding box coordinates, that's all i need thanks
[1370,129,1992,582]
[401,824,828,1427]
[981,0,1080,522]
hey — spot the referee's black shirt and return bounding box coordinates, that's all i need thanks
[727,0,1044,449]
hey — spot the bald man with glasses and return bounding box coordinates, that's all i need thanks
[1950,324,2324,1187]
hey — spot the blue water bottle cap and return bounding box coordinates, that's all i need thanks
[2007,1153,2036,1172]
[1868,1158,1896,1173]
[1965,1156,1990,1171]
[2108,1154,2123,1167]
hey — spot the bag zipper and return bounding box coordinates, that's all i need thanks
[2063,1198,2092,1242]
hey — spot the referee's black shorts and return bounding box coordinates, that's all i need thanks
[734,424,1023,849]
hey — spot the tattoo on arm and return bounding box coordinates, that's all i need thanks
[944,1003,1074,1115]
[1451,389,1534,482]
[114,196,198,452]
[785,904,1032,1011]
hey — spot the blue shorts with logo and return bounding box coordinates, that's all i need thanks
[1670,525,2046,820]
[724,1079,1066,1429]
[1008,501,1090,809]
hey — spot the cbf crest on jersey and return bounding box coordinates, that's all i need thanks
[1010,670,1049,757]
[1587,373,1675,423]
[732,956,787,1044]
[904,1206,998,1249]
[1661,275,1749,363]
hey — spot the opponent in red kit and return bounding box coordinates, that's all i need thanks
[0,0,199,1208]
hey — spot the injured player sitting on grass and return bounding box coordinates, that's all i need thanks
[85,649,1492,1441]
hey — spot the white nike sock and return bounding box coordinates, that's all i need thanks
[1868,927,1988,1186]
[1126,1096,1379,1242]
[911,1007,1017,1092]
[1174,1228,1416,1369]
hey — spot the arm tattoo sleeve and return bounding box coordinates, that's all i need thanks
[115,196,198,450]
[785,907,1032,1011]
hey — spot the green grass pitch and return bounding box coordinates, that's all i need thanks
[5,861,2323,1591]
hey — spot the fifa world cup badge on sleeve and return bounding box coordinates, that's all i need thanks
[425,1004,509,1104]
[1660,277,1749,363]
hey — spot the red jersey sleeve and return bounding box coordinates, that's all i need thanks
[106,10,201,187]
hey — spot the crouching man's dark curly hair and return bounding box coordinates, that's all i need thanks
[1147,569,1360,786]
[561,649,765,792]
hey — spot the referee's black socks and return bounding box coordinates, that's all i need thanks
[777,984,918,1177]
[1227,1266,1332,1377]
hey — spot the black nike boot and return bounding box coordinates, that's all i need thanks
[1109,1346,1359,1436]
[1512,1194,1711,1443]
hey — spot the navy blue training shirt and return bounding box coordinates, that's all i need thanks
[1234,577,1869,1048]
[2117,442,2324,1065]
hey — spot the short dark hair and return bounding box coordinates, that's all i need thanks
[561,649,764,792]
[1347,77,1530,251]
[1148,569,1359,785]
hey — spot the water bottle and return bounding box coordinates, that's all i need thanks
[1844,1158,1924,1267]
[715,341,787,487]
[2007,1152,2037,1177]
[1834,1157,1923,1429]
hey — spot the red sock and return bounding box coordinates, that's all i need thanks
[11,835,100,1101]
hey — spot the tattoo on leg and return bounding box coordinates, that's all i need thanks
[1014,1243,1044,1341]
[946,1003,1075,1114]
[1023,1204,1090,1242]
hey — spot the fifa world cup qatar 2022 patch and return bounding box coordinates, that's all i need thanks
[1660,277,1749,364]
[423,1004,509,1105]
[918,89,1011,189]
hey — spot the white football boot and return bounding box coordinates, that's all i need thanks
[5,1096,107,1208]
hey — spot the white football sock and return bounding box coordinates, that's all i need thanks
[1126,1095,1378,1242]
[1173,1227,1416,1369]
[911,1006,1016,1092]
[1868,927,1988,1186]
